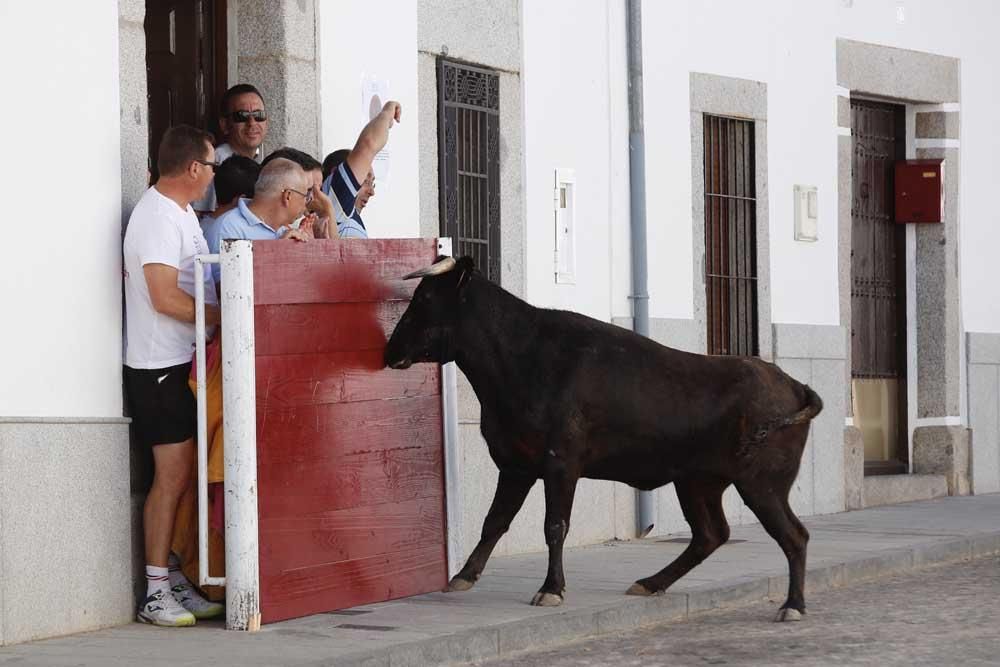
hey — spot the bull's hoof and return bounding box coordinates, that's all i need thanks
[774,607,804,622]
[625,582,654,596]
[529,592,563,607]
[445,576,475,592]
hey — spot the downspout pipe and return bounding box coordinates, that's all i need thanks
[626,0,656,539]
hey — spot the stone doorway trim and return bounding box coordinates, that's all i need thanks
[836,38,968,506]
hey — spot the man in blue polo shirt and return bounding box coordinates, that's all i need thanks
[207,157,317,282]
[322,100,402,238]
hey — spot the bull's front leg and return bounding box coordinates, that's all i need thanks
[447,470,535,592]
[530,455,579,607]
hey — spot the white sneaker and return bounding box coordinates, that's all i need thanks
[172,581,224,619]
[137,589,196,627]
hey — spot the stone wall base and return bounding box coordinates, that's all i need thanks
[913,425,972,496]
[0,419,132,645]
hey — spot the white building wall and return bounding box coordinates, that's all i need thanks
[522,0,629,321]
[318,0,421,240]
[631,0,1000,331]
[833,0,1000,334]
[0,2,124,418]
[0,2,133,645]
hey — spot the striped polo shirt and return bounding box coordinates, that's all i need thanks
[321,161,368,239]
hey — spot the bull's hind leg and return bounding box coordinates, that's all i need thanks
[626,475,731,596]
[735,428,810,621]
[529,461,580,607]
[447,470,535,592]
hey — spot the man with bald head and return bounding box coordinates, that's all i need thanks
[207,157,314,282]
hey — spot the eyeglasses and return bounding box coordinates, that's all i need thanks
[284,188,314,204]
[194,159,221,170]
[227,109,267,123]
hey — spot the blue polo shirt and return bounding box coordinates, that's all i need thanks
[321,161,368,239]
[207,198,285,282]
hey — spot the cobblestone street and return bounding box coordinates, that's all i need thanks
[476,555,1000,667]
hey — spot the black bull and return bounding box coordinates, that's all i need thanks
[384,256,823,621]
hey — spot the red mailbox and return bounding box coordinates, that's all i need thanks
[895,159,944,223]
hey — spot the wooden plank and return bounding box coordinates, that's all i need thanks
[260,496,445,572]
[253,238,448,623]
[257,444,445,518]
[257,394,443,462]
[254,301,410,356]
[256,352,439,408]
[252,239,440,305]
[260,544,447,623]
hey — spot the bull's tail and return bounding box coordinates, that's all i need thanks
[780,384,824,427]
[741,385,824,448]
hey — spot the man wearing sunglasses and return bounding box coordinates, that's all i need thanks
[207,158,313,283]
[193,83,270,215]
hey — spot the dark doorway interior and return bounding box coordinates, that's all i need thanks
[145,0,227,180]
[850,98,908,475]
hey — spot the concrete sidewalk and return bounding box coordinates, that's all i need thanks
[2,495,998,667]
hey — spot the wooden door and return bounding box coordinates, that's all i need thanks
[850,99,908,473]
[252,239,448,624]
[145,0,227,179]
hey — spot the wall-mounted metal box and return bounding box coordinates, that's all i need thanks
[894,159,944,223]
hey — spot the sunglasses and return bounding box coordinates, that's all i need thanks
[227,109,268,123]
[194,159,221,170]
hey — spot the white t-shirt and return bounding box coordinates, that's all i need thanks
[124,186,219,369]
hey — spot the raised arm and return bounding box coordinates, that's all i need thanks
[345,101,401,180]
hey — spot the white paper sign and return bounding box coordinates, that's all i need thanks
[361,74,391,187]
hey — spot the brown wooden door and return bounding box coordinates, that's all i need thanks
[850,99,908,472]
[145,0,227,179]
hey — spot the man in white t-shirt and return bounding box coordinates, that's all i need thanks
[123,125,225,627]
[192,84,269,215]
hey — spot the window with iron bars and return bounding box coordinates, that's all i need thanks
[703,114,759,357]
[437,58,501,283]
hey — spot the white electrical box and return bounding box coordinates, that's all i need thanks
[554,168,576,283]
[794,184,818,242]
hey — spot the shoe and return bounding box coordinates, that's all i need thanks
[137,589,196,627]
[172,581,224,619]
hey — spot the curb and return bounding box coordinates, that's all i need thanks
[314,531,1000,667]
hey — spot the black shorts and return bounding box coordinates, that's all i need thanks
[124,362,197,446]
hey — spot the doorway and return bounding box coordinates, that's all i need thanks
[145,0,228,179]
[850,98,908,475]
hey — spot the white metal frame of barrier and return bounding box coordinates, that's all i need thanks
[193,238,460,630]
[437,238,463,579]
[194,240,260,631]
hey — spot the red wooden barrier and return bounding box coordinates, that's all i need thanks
[252,239,448,623]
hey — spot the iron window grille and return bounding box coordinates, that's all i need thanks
[437,58,501,283]
[703,114,759,357]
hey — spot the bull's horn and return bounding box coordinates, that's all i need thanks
[402,256,456,280]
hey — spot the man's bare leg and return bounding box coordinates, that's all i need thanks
[137,438,197,627]
[144,438,195,566]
